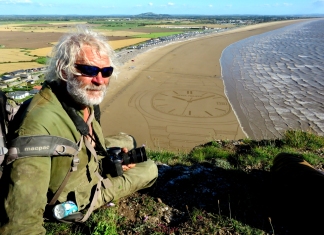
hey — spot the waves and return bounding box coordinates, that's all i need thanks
[221,19,324,139]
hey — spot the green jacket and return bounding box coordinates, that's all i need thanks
[0,81,106,234]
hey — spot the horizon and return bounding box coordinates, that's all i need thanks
[0,13,323,17]
[0,0,323,16]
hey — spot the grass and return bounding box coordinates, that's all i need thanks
[5,129,324,234]
[283,129,324,149]
[35,56,48,64]
[90,20,192,31]
[133,32,184,38]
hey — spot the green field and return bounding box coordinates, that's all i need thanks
[133,31,184,38]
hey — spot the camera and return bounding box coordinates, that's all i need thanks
[105,146,147,177]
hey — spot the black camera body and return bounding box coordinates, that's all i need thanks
[105,146,147,177]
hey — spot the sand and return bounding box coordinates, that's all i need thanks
[100,20,305,152]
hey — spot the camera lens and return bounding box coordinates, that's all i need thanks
[124,147,147,164]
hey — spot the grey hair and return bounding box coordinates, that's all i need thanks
[45,25,118,82]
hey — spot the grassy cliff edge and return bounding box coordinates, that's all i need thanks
[45,129,324,234]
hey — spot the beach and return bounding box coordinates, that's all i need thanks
[100,20,305,152]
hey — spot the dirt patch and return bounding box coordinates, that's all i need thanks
[14,24,60,28]
[0,31,148,72]
[0,31,65,49]
[0,31,135,49]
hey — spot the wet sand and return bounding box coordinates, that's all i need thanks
[221,19,324,140]
[100,20,304,152]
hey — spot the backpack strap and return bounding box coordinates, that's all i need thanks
[0,133,7,179]
[47,136,84,206]
[6,102,21,122]
[6,135,81,207]
[0,91,9,178]
[0,93,33,177]
[6,135,79,165]
[93,105,101,124]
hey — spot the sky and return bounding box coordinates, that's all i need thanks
[0,0,323,16]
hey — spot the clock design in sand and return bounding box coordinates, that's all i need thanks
[152,90,230,118]
[129,82,239,150]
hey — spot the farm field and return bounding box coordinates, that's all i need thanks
[0,49,36,63]
[26,37,150,58]
[0,62,44,74]
[0,19,204,74]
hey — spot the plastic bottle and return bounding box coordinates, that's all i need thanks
[53,201,78,219]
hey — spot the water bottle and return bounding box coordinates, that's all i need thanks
[53,201,78,219]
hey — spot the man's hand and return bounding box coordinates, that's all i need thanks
[121,147,136,171]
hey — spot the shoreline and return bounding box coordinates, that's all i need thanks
[220,18,324,140]
[101,19,308,151]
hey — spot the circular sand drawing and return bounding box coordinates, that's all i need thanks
[152,90,230,118]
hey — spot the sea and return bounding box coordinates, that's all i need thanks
[220,18,324,140]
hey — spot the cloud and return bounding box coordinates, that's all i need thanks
[313,0,324,7]
[168,2,175,6]
[148,2,153,6]
[225,4,233,8]
[261,3,293,8]
[0,0,32,3]
[209,4,213,8]
[37,2,49,7]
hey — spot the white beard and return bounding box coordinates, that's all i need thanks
[67,77,108,106]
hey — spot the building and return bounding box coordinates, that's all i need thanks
[20,74,31,80]
[1,75,18,83]
[10,69,25,76]
[26,80,35,85]
[0,83,7,89]
[6,91,29,100]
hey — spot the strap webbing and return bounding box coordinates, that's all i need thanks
[6,135,79,164]
[48,139,82,206]
[48,170,72,206]
[78,109,112,222]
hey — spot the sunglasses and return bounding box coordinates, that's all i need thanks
[75,64,114,78]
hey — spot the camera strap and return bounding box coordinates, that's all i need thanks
[77,110,112,222]
[48,82,112,222]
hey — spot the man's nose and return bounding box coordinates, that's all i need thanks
[92,72,106,85]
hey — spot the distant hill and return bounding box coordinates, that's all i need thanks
[136,12,171,18]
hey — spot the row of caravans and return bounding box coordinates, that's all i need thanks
[0,67,46,89]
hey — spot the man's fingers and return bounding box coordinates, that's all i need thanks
[122,164,136,171]
[122,165,129,171]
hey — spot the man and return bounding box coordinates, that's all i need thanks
[0,26,158,234]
